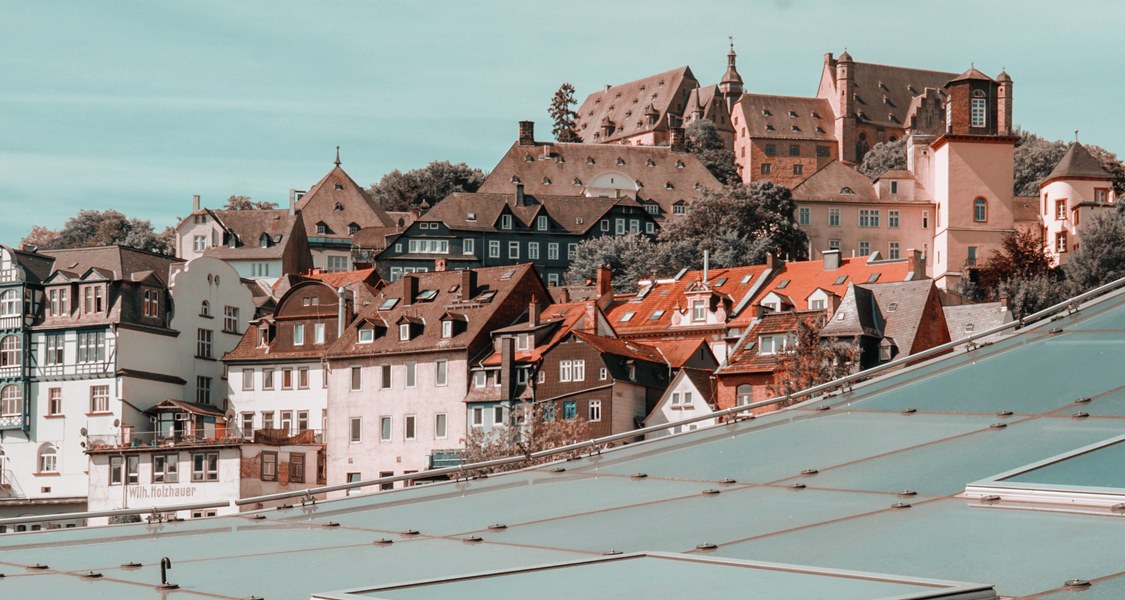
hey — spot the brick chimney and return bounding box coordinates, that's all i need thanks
[192,194,201,213]
[765,252,779,271]
[460,269,477,299]
[905,248,925,280]
[403,274,419,305]
[669,127,686,153]
[596,265,613,299]
[434,258,448,272]
[500,336,515,401]
[518,121,535,146]
[515,183,526,206]
[529,295,539,327]
[822,249,841,270]
[583,300,598,333]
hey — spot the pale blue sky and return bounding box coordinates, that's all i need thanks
[1,0,1120,243]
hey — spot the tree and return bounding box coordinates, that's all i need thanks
[460,403,592,474]
[856,138,906,179]
[994,274,1070,321]
[684,119,740,185]
[548,83,580,143]
[967,226,1056,302]
[369,161,486,212]
[769,315,858,401]
[1013,130,1125,196]
[659,182,808,264]
[1063,211,1125,294]
[223,195,278,210]
[565,232,672,291]
[21,209,175,255]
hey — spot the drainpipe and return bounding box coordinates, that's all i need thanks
[337,287,346,339]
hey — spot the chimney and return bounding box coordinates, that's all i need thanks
[529,295,539,327]
[192,194,201,213]
[997,74,1013,136]
[460,269,477,299]
[518,121,535,146]
[500,336,515,401]
[288,189,302,216]
[765,252,779,271]
[515,183,526,206]
[822,249,841,271]
[583,300,598,333]
[559,287,570,303]
[596,265,613,300]
[669,127,686,153]
[403,274,419,305]
[434,257,448,272]
[337,286,348,338]
[703,250,710,285]
[906,248,925,280]
[999,291,1009,309]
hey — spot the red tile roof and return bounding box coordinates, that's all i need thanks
[480,301,593,366]
[573,66,698,143]
[719,311,822,375]
[644,338,711,368]
[735,94,836,142]
[572,330,667,365]
[303,268,380,289]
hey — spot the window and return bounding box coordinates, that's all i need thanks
[601,219,610,232]
[262,411,275,429]
[351,366,362,390]
[974,198,987,222]
[83,285,105,313]
[646,222,655,234]
[192,452,219,482]
[200,300,211,317]
[1095,188,1109,203]
[463,238,475,255]
[0,335,19,369]
[528,242,539,260]
[47,387,61,416]
[508,241,520,259]
[761,163,771,175]
[798,207,810,225]
[404,415,416,440]
[350,418,362,443]
[442,320,453,339]
[889,241,900,260]
[434,413,447,439]
[923,210,929,229]
[793,164,803,176]
[673,204,686,215]
[223,306,239,333]
[889,210,900,228]
[1057,232,1068,253]
[399,323,411,341]
[380,416,392,441]
[260,452,277,482]
[297,410,309,431]
[1055,199,1068,220]
[788,144,800,157]
[405,363,416,388]
[970,97,987,127]
[599,367,607,380]
[829,239,841,250]
[435,360,448,386]
[474,371,486,388]
[537,215,548,231]
[573,360,585,381]
[568,244,577,260]
[289,453,305,484]
[559,360,573,382]
[563,400,578,420]
[153,453,178,483]
[47,288,67,317]
[314,323,325,345]
[501,214,512,230]
[89,385,109,413]
[737,384,752,406]
[588,400,602,422]
[380,364,392,389]
[829,208,840,227]
[858,241,871,257]
[75,331,105,364]
[816,145,830,158]
[45,334,64,365]
[765,144,776,156]
[358,328,374,343]
[488,240,500,258]
[38,443,58,473]
[262,368,275,390]
[548,243,559,260]
[859,209,880,228]
[0,385,20,417]
[967,246,978,266]
[472,407,483,427]
[692,300,706,321]
[241,413,254,437]
[493,406,504,425]
[193,235,206,252]
[889,180,899,195]
[196,328,213,358]
[196,376,212,404]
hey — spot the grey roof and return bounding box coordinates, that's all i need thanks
[1043,141,1112,184]
[943,302,1012,342]
[5,282,1125,599]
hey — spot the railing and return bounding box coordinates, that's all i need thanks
[6,275,1125,528]
[0,470,25,499]
[84,428,325,451]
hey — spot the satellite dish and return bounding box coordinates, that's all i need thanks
[80,427,88,436]
[225,409,236,421]
[113,419,120,427]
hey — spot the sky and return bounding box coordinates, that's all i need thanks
[1,0,1121,244]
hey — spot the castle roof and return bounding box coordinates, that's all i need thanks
[1042,142,1112,184]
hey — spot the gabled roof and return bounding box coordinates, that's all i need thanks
[147,398,226,417]
[481,301,595,366]
[820,56,956,128]
[1042,142,1112,184]
[573,66,698,143]
[296,164,394,239]
[478,141,722,217]
[680,366,718,409]
[420,192,639,235]
[39,245,183,286]
[202,209,302,261]
[735,94,835,141]
[646,337,713,369]
[821,284,884,339]
[943,302,1012,342]
[572,330,667,365]
[1,245,55,284]
[720,311,822,375]
[791,161,879,203]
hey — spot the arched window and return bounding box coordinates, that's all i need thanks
[0,335,20,368]
[0,384,20,417]
[737,384,753,406]
[0,290,20,316]
[348,223,360,235]
[200,300,211,317]
[38,443,58,473]
[973,197,987,222]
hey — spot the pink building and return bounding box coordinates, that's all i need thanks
[1038,141,1118,265]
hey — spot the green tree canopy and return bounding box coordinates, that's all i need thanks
[564,232,670,291]
[1013,130,1125,196]
[369,161,486,212]
[223,195,278,210]
[769,315,858,400]
[548,83,580,143]
[856,138,906,179]
[1063,210,1125,293]
[684,119,739,185]
[967,226,1057,302]
[21,209,174,255]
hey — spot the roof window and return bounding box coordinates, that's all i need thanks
[648,309,665,321]
[378,298,399,311]
[834,275,848,285]
[620,311,635,322]
[867,273,880,283]
[775,280,790,290]
[788,110,798,117]
[887,302,898,312]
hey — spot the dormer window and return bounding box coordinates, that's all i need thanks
[83,285,105,314]
[501,214,512,230]
[258,325,270,347]
[692,300,705,322]
[334,183,344,190]
[510,175,520,183]
[334,202,344,211]
[316,222,330,235]
[348,223,360,235]
[259,233,270,248]
[841,187,855,195]
[971,89,987,127]
[616,157,625,165]
[515,333,531,351]
[399,323,411,341]
[441,320,453,338]
[586,156,595,165]
[537,215,548,231]
[358,328,374,344]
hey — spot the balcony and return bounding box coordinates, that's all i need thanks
[0,470,25,499]
[84,428,325,452]
[0,414,25,430]
[429,449,465,469]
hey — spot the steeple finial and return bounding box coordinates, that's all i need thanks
[334,145,341,166]
[1075,130,1080,143]
[728,35,734,53]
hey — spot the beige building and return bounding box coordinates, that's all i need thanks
[1038,141,1118,265]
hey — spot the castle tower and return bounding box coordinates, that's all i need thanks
[833,50,857,164]
[718,39,744,112]
[1040,141,1116,266]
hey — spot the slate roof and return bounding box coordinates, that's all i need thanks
[946,66,994,85]
[824,56,956,128]
[1042,142,1112,184]
[478,140,722,217]
[573,66,698,143]
[421,192,642,235]
[296,164,394,240]
[735,94,836,141]
[201,209,302,260]
[680,366,718,408]
[1,245,55,284]
[39,245,183,286]
[820,284,882,339]
[943,302,1012,342]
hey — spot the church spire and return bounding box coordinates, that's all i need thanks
[719,36,744,107]
[334,145,341,167]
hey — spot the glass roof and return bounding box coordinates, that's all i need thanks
[3,286,1125,599]
[1002,436,1125,488]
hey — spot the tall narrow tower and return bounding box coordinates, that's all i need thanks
[834,51,856,164]
[718,38,744,112]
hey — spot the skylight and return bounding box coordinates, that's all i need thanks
[867,273,880,283]
[775,280,790,289]
[648,309,665,321]
[740,274,753,284]
[499,269,516,280]
[416,290,438,301]
[713,277,728,287]
[887,302,898,312]
[834,275,848,285]
[620,312,635,322]
[378,298,399,311]
[476,290,497,302]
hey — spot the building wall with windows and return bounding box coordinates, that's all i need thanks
[796,200,932,262]
[643,368,719,440]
